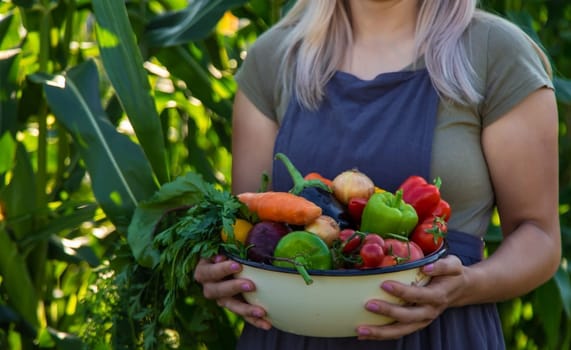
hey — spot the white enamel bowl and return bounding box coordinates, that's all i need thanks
[230,244,446,338]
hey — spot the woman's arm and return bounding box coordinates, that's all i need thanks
[357,87,561,340]
[459,87,561,304]
[231,90,279,194]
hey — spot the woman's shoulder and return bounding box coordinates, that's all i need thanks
[244,24,291,60]
[465,10,538,54]
[464,10,552,126]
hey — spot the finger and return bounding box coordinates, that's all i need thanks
[194,258,242,284]
[364,300,440,324]
[217,297,272,330]
[378,281,445,306]
[421,255,463,276]
[202,276,255,300]
[357,319,431,340]
[244,315,273,330]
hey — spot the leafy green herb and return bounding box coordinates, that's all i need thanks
[153,182,245,324]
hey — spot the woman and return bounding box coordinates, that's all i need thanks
[194,0,561,349]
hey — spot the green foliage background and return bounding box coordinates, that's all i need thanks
[0,0,569,349]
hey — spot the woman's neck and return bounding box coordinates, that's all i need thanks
[348,0,418,44]
[341,0,419,78]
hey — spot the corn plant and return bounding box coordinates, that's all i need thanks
[0,0,570,349]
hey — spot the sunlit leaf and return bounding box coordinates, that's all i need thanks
[554,77,571,103]
[127,171,207,268]
[0,132,16,174]
[48,235,101,267]
[144,0,248,47]
[47,327,85,350]
[0,48,20,136]
[554,266,571,317]
[155,46,233,118]
[43,60,158,234]
[0,225,39,327]
[37,327,56,347]
[1,143,36,240]
[533,279,563,349]
[92,0,170,185]
[19,203,98,248]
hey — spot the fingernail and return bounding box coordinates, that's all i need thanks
[241,283,252,292]
[214,255,225,263]
[366,302,379,312]
[252,309,264,318]
[423,263,434,273]
[358,327,371,336]
[382,282,394,292]
[230,262,240,271]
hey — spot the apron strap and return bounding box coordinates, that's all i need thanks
[445,230,485,266]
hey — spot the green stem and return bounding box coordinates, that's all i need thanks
[275,152,330,195]
[294,263,313,286]
[393,189,404,207]
[272,256,314,285]
[379,232,410,242]
[37,0,50,206]
[61,0,75,68]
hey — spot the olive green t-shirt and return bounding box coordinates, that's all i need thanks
[234,12,553,238]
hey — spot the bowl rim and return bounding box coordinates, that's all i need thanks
[227,241,448,276]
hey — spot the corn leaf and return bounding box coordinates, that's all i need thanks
[155,46,233,118]
[1,143,35,240]
[144,0,249,48]
[0,132,15,174]
[92,0,170,185]
[0,48,20,135]
[0,225,39,327]
[43,60,158,234]
[554,266,571,318]
[554,77,571,104]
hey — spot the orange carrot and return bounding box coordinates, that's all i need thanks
[304,172,333,189]
[237,192,322,225]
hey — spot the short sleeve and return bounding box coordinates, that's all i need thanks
[480,17,553,127]
[234,27,288,122]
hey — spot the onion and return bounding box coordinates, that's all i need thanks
[331,169,375,204]
[304,215,340,247]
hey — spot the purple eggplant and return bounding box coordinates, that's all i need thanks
[246,221,291,263]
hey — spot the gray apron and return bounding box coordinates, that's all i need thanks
[237,69,505,349]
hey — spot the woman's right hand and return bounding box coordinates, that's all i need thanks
[194,255,272,330]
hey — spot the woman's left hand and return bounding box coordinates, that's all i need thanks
[356,255,466,340]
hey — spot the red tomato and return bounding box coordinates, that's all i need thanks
[410,217,447,255]
[383,238,409,258]
[431,199,451,222]
[380,255,397,267]
[339,228,362,253]
[408,241,425,262]
[384,239,424,263]
[359,243,385,268]
[363,233,385,248]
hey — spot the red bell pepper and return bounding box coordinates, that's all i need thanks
[431,198,451,222]
[347,197,368,224]
[399,175,441,222]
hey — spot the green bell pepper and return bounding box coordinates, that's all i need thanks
[360,189,418,237]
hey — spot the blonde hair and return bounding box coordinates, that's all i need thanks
[276,0,551,109]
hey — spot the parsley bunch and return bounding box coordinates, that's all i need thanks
[153,184,244,324]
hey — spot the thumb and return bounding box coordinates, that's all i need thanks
[422,255,463,276]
